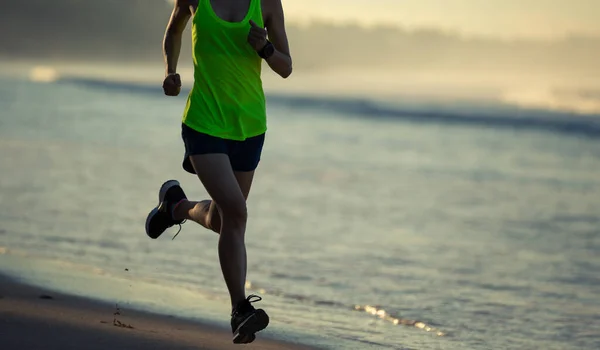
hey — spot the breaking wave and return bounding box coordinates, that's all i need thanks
[56,76,600,139]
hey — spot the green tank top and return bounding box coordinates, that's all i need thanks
[182,0,266,141]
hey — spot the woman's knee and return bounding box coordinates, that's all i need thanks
[219,200,248,227]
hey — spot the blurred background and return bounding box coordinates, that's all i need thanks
[1,1,599,349]
[2,0,600,112]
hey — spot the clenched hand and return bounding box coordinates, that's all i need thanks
[163,73,181,96]
[247,20,267,51]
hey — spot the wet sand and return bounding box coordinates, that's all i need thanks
[0,274,314,350]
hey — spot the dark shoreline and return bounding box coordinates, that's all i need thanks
[0,273,315,350]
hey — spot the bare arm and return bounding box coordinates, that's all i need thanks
[264,0,292,78]
[163,0,194,75]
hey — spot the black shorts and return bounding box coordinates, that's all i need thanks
[181,123,265,174]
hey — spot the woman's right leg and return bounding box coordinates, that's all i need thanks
[174,199,221,233]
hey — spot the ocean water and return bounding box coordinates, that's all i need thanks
[1,75,600,350]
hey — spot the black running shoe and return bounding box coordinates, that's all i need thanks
[231,295,269,344]
[145,180,187,239]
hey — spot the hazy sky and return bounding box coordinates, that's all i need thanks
[282,0,600,39]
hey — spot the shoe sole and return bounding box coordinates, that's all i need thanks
[144,180,181,239]
[232,309,269,344]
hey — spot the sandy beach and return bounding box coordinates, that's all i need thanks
[0,274,314,350]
